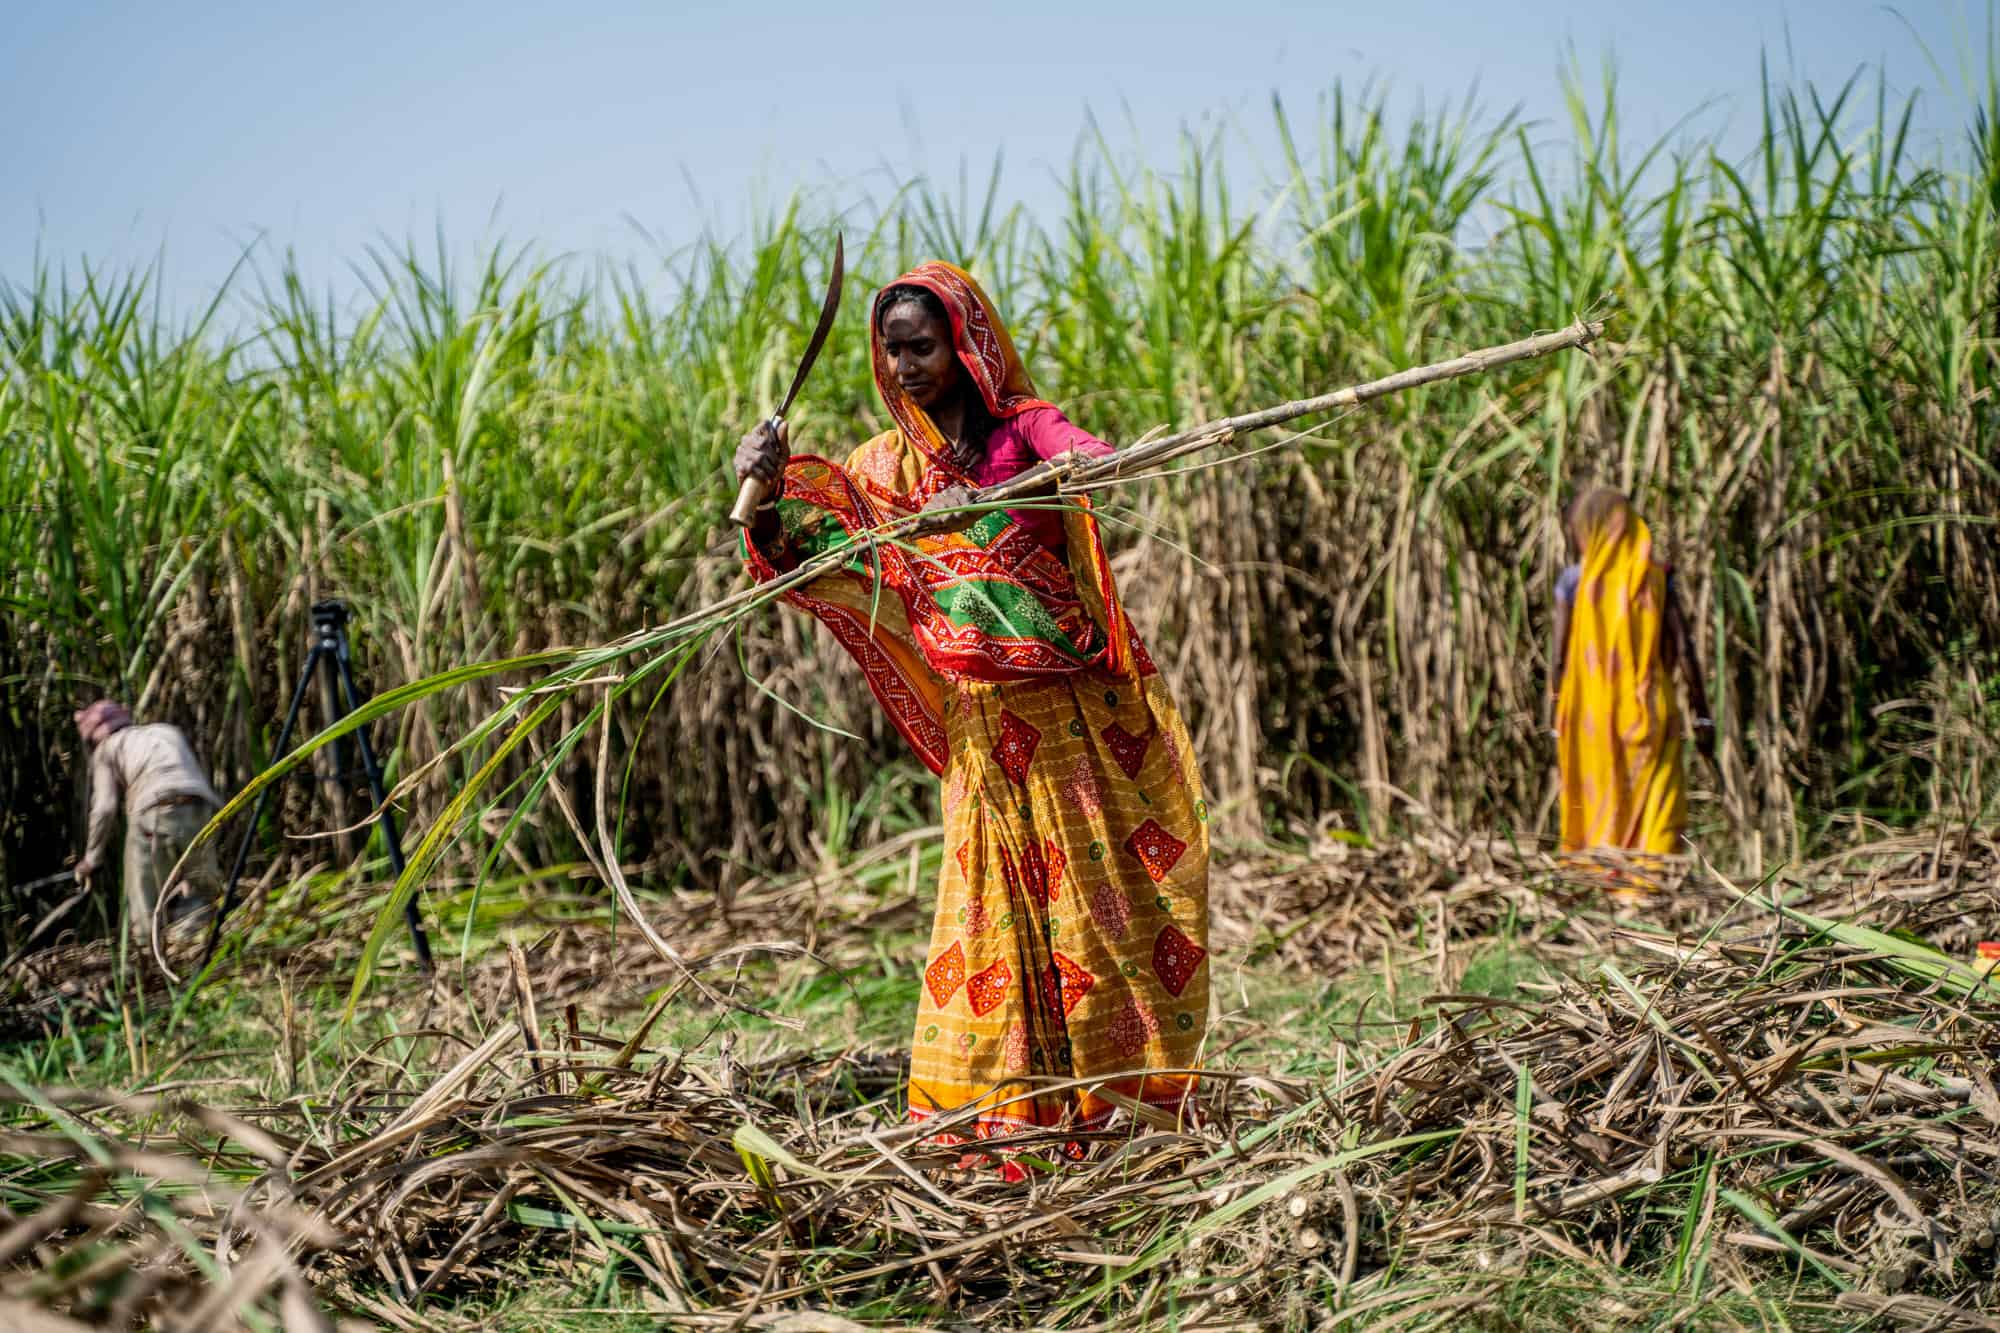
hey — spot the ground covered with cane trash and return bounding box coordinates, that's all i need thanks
[3,827,1999,1330]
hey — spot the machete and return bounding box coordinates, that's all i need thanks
[12,868,77,896]
[728,232,845,527]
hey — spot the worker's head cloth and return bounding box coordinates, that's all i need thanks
[74,699,133,741]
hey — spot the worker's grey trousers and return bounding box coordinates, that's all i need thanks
[121,800,220,942]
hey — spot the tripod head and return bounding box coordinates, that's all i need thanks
[310,600,351,659]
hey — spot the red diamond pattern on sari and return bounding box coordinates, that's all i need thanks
[1100,721,1151,782]
[1017,837,1069,906]
[1125,819,1187,883]
[966,896,993,937]
[997,842,1021,902]
[992,710,1040,785]
[1108,997,1161,1058]
[1050,952,1094,1017]
[954,841,973,882]
[1088,882,1131,941]
[1152,924,1207,998]
[1016,840,1045,905]
[966,959,1013,1017]
[926,941,967,1009]
[1063,754,1104,817]
[1002,1024,1030,1075]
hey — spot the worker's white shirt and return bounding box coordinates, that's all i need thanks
[83,724,223,865]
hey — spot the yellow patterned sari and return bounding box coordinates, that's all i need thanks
[1556,489,1686,876]
[744,263,1209,1152]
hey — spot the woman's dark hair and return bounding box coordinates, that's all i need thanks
[875,283,995,463]
[876,283,949,330]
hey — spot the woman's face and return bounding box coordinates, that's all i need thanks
[878,301,961,411]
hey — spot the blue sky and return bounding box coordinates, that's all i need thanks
[1,2,1986,310]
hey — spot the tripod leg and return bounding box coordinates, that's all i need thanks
[331,653,435,973]
[203,646,323,968]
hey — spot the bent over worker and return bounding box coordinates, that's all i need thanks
[73,700,224,941]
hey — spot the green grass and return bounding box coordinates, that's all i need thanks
[1456,941,1552,1003]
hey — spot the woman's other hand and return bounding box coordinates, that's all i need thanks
[919,484,980,532]
[734,419,791,485]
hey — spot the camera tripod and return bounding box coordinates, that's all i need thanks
[205,600,433,971]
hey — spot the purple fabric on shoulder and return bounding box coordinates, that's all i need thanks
[1558,561,1676,607]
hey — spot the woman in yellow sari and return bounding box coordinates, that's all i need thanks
[1552,487,1714,877]
[734,263,1209,1163]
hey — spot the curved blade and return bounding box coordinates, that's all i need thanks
[775,232,844,420]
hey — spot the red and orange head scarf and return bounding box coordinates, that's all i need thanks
[870,262,1052,473]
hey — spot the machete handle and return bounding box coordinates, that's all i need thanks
[728,415,785,528]
[728,475,769,528]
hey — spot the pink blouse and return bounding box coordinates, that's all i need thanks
[967,405,1115,548]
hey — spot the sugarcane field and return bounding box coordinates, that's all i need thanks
[3,7,1999,1329]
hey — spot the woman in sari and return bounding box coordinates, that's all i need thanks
[1551,487,1714,878]
[734,263,1209,1158]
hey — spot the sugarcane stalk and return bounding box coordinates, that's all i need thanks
[915,317,1606,534]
